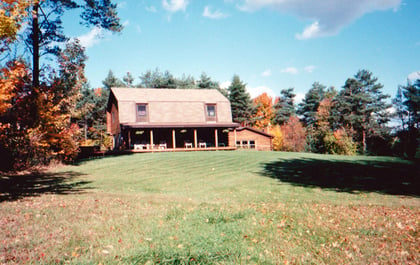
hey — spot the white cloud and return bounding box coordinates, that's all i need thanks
[135,25,142,33]
[122,20,130,27]
[203,6,229,19]
[295,92,305,104]
[220,81,232,89]
[408,71,420,81]
[117,1,127,9]
[162,0,189,12]
[281,67,298,74]
[304,65,316,73]
[146,6,157,13]
[77,26,104,48]
[247,86,277,99]
[239,0,402,39]
[261,69,272,77]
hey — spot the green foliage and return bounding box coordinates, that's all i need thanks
[297,82,327,127]
[139,68,177,89]
[333,70,391,154]
[273,88,296,125]
[102,70,124,89]
[227,75,254,126]
[122,72,134,87]
[323,129,357,155]
[392,78,420,158]
[197,72,220,90]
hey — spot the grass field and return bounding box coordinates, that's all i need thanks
[1,151,419,264]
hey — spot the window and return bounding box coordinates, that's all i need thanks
[236,140,256,149]
[206,104,216,121]
[136,104,148,122]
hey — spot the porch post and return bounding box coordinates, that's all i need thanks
[214,129,218,149]
[234,129,237,148]
[150,129,154,148]
[128,130,131,149]
[172,129,176,149]
[194,129,198,148]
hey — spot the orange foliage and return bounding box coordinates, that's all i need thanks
[252,92,274,130]
[0,0,31,51]
[281,116,306,152]
[316,96,333,132]
[0,61,28,115]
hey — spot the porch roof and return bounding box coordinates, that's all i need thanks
[121,122,240,129]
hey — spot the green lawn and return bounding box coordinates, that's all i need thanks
[1,151,419,264]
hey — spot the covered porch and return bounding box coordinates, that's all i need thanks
[120,124,238,151]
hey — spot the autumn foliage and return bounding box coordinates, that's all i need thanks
[252,93,274,129]
[280,116,307,152]
[0,41,85,170]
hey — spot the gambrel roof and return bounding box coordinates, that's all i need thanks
[108,88,238,128]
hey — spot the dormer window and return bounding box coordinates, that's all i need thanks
[206,104,216,121]
[136,104,148,122]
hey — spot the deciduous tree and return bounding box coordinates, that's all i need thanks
[280,116,306,152]
[252,92,274,130]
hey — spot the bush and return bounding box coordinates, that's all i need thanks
[323,129,357,155]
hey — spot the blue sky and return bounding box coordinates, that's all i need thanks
[65,0,419,101]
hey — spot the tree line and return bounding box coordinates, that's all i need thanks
[0,1,419,171]
[83,68,419,158]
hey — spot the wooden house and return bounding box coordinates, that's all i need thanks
[106,88,240,151]
[228,126,273,151]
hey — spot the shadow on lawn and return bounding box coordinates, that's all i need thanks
[0,171,91,202]
[261,158,419,196]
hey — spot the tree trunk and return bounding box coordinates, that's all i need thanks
[362,129,367,154]
[32,2,39,88]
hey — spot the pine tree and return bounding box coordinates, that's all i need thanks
[102,70,124,89]
[227,75,253,126]
[123,72,134,87]
[333,70,391,154]
[26,0,122,88]
[393,78,420,158]
[297,82,326,127]
[273,88,296,125]
[197,72,220,89]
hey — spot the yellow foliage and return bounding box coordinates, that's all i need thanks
[271,125,283,151]
[0,0,31,42]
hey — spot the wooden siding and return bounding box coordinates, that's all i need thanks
[111,88,233,125]
[106,99,120,135]
[228,127,273,151]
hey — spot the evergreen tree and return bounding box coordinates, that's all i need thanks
[24,0,122,88]
[227,75,253,126]
[333,69,391,154]
[139,68,176,88]
[102,70,124,89]
[177,74,196,89]
[402,78,420,129]
[297,82,326,127]
[122,72,134,87]
[393,78,420,158]
[197,72,220,89]
[273,88,296,125]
